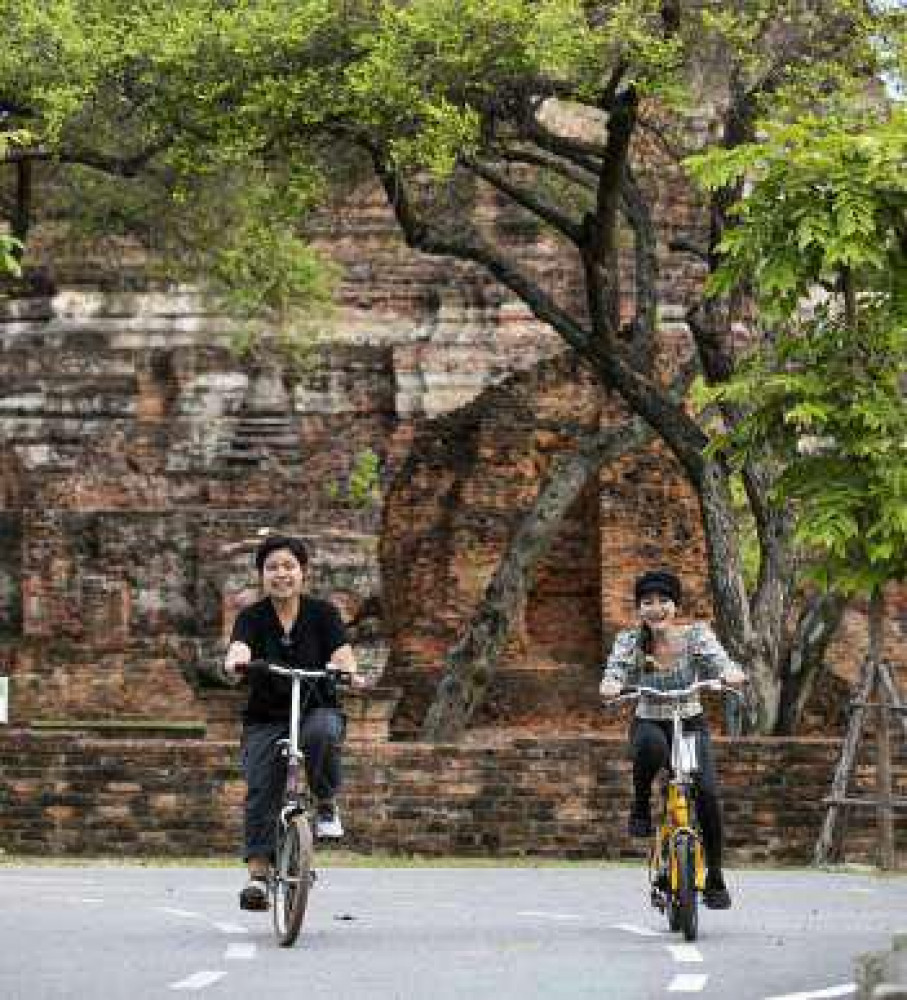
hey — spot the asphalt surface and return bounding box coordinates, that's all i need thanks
[0,864,903,1000]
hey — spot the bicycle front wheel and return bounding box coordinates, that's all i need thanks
[272,813,314,947]
[673,832,699,942]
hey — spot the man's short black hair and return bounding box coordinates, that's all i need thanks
[634,569,681,607]
[254,535,309,574]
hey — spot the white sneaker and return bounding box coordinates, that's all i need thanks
[315,802,344,839]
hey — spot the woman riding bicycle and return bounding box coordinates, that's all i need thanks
[223,534,366,911]
[599,569,745,910]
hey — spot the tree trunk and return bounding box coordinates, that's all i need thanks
[777,590,847,734]
[12,158,31,260]
[421,420,650,741]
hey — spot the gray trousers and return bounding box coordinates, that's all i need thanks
[240,708,344,861]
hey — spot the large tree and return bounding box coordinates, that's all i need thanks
[691,109,907,727]
[3,0,904,734]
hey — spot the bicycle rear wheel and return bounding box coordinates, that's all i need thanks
[673,832,699,942]
[272,813,314,946]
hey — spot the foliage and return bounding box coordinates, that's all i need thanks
[0,233,21,277]
[326,448,382,509]
[692,113,907,596]
[4,0,906,731]
[688,111,907,322]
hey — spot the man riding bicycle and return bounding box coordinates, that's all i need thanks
[223,534,367,911]
[599,569,746,910]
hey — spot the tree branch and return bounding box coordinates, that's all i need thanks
[490,143,597,191]
[582,86,637,345]
[519,101,605,173]
[4,138,171,178]
[368,144,594,357]
[464,156,584,245]
[422,415,654,740]
[620,164,658,345]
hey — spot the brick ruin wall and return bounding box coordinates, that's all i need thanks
[0,144,904,859]
[0,730,903,866]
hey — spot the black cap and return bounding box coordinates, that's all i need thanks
[634,569,681,606]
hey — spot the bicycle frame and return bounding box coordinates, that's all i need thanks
[653,694,707,906]
[608,679,735,940]
[267,665,331,826]
[257,663,338,945]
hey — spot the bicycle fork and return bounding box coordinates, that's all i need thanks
[649,784,705,912]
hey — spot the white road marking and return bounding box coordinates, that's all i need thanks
[155,908,247,935]
[611,923,663,937]
[158,907,203,920]
[225,943,256,961]
[169,971,227,991]
[516,910,583,921]
[39,895,105,905]
[668,944,703,963]
[668,973,709,992]
[763,985,856,1000]
[213,922,248,935]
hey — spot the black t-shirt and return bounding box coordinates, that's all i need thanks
[230,596,348,723]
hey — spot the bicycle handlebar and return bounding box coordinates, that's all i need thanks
[237,660,354,684]
[605,678,743,706]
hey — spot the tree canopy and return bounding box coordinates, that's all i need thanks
[691,110,907,599]
[3,0,906,734]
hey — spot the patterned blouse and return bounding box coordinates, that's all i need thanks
[602,621,739,720]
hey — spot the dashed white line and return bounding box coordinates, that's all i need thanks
[225,943,256,961]
[763,985,856,1000]
[158,907,203,919]
[516,910,583,921]
[213,921,248,935]
[611,923,663,937]
[668,944,703,963]
[667,973,709,992]
[169,971,227,991]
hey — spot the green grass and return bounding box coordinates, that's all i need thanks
[0,851,901,874]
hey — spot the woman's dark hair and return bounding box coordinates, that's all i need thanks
[640,621,655,658]
[254,535,309,574]
[634,569,681,607]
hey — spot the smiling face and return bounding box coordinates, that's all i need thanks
[637,591,678,632]
[260,547,307,602]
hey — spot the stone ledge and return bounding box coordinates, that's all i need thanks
[28,719,207,739]
[342,686,401,744]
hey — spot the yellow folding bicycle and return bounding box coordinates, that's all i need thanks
[609,679,739,942]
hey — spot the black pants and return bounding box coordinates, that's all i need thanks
[241,708,344,861]
[630,715,724,873]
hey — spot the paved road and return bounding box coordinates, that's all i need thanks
[0,864,903,1000]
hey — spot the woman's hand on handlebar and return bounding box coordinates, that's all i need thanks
[722,665,747,687]
[599,677,622,699]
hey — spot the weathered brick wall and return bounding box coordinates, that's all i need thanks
[1,730,903,865]
[1,171,904,741]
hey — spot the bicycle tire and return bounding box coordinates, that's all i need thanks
[272,813,314,946]
[674,832,698,942]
